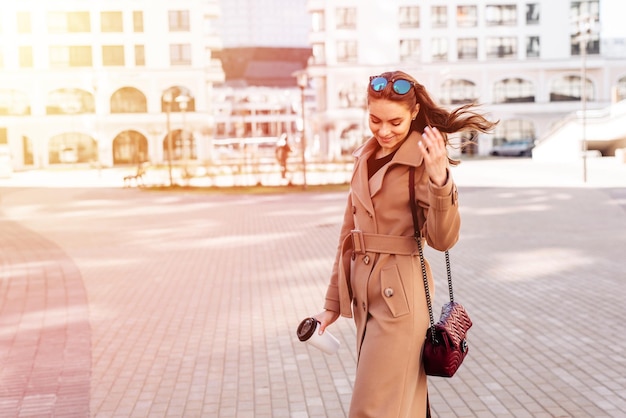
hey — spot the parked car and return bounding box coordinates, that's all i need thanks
[490,140,535,157]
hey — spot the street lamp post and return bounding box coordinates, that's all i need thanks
[293,70,309,190]
[578,14,592,183]
[163,92,174,187]
[176,95,191,182]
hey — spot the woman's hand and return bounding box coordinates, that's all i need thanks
[418,126,448,186]
[313,310,340,334]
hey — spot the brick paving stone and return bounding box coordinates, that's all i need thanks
[0,158,625,417]
[0,211,90,418]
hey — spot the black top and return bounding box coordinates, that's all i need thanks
[367,148,398,179]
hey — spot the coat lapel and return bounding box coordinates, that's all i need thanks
[368,131,425,197]
[350,138,377,216]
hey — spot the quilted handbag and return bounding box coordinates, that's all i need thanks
[419,254,473,377]
[409,167,473,377]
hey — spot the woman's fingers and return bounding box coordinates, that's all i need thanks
[314,310,339,334]
[420,126,448,186]
[421,126,443,152]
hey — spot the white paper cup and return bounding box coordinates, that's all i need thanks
[297,317,340,355]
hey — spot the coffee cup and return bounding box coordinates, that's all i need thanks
[297,317,340,355]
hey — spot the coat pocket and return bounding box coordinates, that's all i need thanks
[380,264,410,317]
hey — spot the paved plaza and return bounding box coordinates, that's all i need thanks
[0,158,625,417]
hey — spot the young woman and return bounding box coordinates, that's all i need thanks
[314,70,496,417]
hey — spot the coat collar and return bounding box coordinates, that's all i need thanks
[351,131,425,213]
[353,130,424,166]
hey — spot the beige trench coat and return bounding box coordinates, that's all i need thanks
[324,131,460,418]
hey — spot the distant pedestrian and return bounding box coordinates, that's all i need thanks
[310,70,497,417]
[275,134,291,180]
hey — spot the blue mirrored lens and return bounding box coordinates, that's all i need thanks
[393,79,412,94]
[370,77,388,92]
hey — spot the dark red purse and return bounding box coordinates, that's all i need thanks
[418,249,472,377]
[409,167,472,377]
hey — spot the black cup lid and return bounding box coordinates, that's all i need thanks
[297,317,318,341]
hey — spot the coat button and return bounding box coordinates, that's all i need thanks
[352,206,356,214]
[384,288,394,297]
[362,302,366,311]
[363,255,370,264]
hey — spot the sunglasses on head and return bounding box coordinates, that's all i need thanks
[369,75,416,95]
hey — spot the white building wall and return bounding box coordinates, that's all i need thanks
[305,0,626,161]
[0,0,225,170]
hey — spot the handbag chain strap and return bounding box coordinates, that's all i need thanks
[409,167,455,342]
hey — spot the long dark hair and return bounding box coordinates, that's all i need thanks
[368,70,497,164]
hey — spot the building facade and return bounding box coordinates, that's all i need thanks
[0,0,225,170]
[2,1,625,172]
[305,0,626,159]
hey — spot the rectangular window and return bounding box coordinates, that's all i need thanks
[570,1,600,56]
[336,40,357,62]
[168,10,190,31]
[17,12,32,33]
[486,37,517,59]
[312,43,326,64]
[48,12,91,33]
[71,46,93,66]
[457,38,478,60]
[570,33,600,56]
[101,11,123,32]
[311,11,325,32]
[170,43,191,65]
[102,45,124,66]
[135,45,145,66]
[570,0,599,22]
[133,11,144,32]
[68,12,91,32]
[457,6,477,27]
[399,6,419,28]
[432,37,448,61]
[19,46,33,67]
[0,128,7,145]
[431,6,447,28]
[336,8,356,29]
[526,36,540,57]
[399,39,420,62]
[486,5,517,26]
[526,4,540,24]
[49,45,92,67]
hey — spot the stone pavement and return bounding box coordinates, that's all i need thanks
[0,158,625,417]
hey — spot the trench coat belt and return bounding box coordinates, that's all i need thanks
[350,229,418,256]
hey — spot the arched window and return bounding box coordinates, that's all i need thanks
[616,76,626,102]
[46,88,95,114]
[440,79,477,105]
[113,130,149,165]
[161,86,195,112]
[48,133,97,164]
[494,78,535,103]
[111,87,147,113]
[0,89,30,115]
[162,129,196,161]
[550,75,593,102]
[493,119,536,143]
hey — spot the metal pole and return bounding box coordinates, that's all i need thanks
[181,106,188,181]
[166,103,174,187]
[300,85,307,190]
[580,17,589,183]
